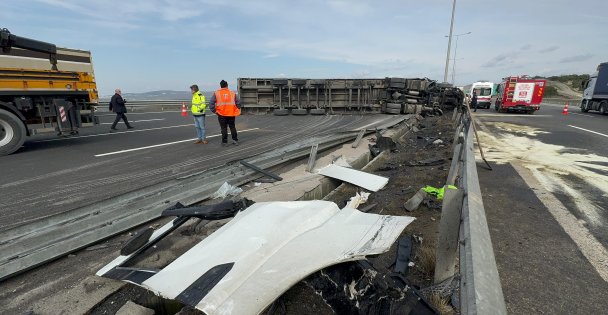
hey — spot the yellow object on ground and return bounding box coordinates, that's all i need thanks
[423,185,457,201]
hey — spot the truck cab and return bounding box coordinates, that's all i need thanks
[581,62,608,114]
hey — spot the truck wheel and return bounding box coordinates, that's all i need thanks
[600,101,608,115]
[0,108,26,156]
[581,100,590,113]
[291,108,308,115]
[273,109,289,116]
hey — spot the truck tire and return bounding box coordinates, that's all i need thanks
[0,108,26,156]
[291,108,308,115]
[273,109,289,116]
[310,108,326,115]
[600,101,608,115]
[581,100,589,113]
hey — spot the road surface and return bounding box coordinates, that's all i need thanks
[0,112,399,231]
[472,103,608,314]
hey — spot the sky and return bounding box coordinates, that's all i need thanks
[1,0,606,95]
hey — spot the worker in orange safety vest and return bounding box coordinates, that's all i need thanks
[209,80,242,146]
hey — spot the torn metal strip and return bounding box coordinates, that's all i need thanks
[318,164,388,192]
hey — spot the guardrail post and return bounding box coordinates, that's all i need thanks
[435,185,464,283]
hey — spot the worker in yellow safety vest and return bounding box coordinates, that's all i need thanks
[190,84,208,144]
[209,80,241,146]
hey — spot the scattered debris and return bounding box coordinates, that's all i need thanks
[115,301,154,315]
[359,203,378,213]
[432,139,444,145]
[240,160,284,181]
[394,236,413,275]
[404,188,427,211]
[407,157,446,167]
[98,200,415,315]
[422,185,457,201]
[318,164,388,192]
[211,182,243,199]
[345,192,370,209]
[304,260,438,314]
[121,227,154,256]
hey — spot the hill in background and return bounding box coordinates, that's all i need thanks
[100,90,212,101]
[533,74,589,98]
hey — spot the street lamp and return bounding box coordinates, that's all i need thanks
[443,0,457,83]
[445,32,471,85]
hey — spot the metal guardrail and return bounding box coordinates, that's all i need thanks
[435,108,507,314]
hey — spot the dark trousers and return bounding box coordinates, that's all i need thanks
[111,112,132,129]
[473,102,478,112]
[217,115,237,143]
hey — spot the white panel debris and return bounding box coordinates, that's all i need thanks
[100,201,414,315]
[318,164,388,192]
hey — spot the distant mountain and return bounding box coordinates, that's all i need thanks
[100,90,212,101]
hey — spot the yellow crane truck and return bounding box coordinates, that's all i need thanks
[0,28,98,155]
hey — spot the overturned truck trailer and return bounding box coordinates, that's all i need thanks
[238,77,463,115]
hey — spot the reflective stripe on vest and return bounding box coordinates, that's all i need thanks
[214,88,240,117]
[191,92,206,114]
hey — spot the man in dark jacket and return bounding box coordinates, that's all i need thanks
[471,91,479,112]
[109,89,133,130]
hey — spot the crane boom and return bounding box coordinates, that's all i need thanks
[0,28,58,70]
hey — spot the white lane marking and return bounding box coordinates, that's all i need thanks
[570,112,595,118]
[94,128,261,157]
[568,125,608,138]
[474,114,551,117]
[511,163,608,282]
[100,118,165,125]
[33,124,193,143]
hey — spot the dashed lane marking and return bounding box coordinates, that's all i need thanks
[94,128,261,157]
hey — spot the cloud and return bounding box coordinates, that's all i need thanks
[539,45,559,53]
[521,44,532,51]
[482,52,519,68]
[560,54,594,63]
[263,53,280,58]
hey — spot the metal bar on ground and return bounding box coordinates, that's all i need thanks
[352,129,366,148]
[306,143,319,173]
[240,160,283,181]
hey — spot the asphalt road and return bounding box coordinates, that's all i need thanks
[473,102,608,313]
[0,112,398,231]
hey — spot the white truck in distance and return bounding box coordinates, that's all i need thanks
[581,62,608,114]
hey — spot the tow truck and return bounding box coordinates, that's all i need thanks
[0,28,98,155]
[494,76,546,114]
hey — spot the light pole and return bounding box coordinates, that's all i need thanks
[443,0,457,83]
[445,32,471,85]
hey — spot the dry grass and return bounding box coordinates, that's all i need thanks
[415,241,437,278]
[429,293,454,315]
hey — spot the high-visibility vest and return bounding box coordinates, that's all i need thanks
[214,88,240,117]
[191,91,206,115]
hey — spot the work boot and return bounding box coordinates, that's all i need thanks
[194,140,203,144]
[232,141,239,146]
[221,142,228,147]
[201,140,209,144]
[127,126,134,129]
[110,128,117,132]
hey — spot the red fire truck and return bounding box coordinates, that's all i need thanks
[494,76,546,114]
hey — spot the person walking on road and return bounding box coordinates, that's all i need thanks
[209,80,241,146]
[109,89,133,131]
[471,91,479,112]
[190,84,208,144]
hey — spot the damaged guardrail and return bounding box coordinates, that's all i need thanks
[435,108,507,314]
[0,115,410,281]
